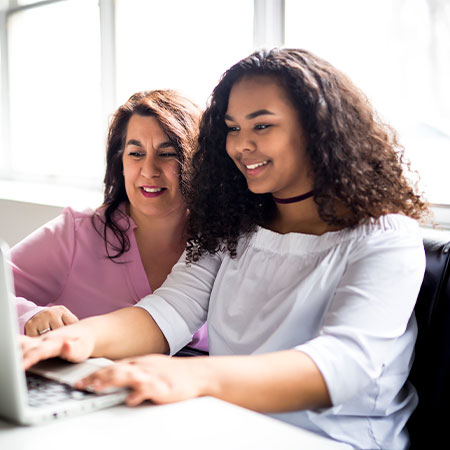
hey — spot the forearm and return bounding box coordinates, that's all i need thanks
[202,350,331,413]
[22,306,169,369]
[83,307,169,359]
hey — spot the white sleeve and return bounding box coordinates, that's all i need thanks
[296,227,425,406]
[135,250,222,355]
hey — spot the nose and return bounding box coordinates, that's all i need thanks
[140,155,161,179]
[227,129,256,158]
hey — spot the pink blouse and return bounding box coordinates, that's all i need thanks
[11,205,208,351]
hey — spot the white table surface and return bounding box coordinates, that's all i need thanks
[0,396,353,450]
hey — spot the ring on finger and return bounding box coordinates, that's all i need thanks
[39,327,51,335]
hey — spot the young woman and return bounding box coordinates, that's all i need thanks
[13,89,207,351]
[22,49,428,449]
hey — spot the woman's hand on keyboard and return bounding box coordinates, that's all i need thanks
[21,323,95,369]
[75,354,209,405]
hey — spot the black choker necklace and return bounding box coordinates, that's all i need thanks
[272,190,314,204]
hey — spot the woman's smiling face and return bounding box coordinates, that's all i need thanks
[225,75,314,199]
[122,114,186,223]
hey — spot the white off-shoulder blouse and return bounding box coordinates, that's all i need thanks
[136,214,425,450]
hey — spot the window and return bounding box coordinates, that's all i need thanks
[0,0,449,227]
[285,0,450,206]
[0,10,5,173]
[115,0,254,108]
[6,0,103,186]
[0,0,254,194]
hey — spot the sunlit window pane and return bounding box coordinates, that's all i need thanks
[8,0,103,185]
[285,0,450,204]
[115,0,254,108]
[16,1,42,5]
[0,35,3,170]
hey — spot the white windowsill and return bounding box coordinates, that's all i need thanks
[425,204,450,231]
[1,179,449,231]
[0,179,104,210]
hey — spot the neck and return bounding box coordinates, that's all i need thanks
[128,204,188,250]
[268,196,336,236]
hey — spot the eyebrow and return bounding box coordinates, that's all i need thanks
[126,139,143,147]
[225,109,276,121]
[158,141,175,149]
[126,139,174,149]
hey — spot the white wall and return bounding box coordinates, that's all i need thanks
[0,199,63,247]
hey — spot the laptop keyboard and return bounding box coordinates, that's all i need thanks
[26,373,96,408]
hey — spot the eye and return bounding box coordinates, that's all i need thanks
[226,125,240,133]
[158,142,177,157]
[128,151,145,158]
[255,124,271,131]
[159,151,178,158]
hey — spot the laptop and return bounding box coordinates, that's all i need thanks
[0,240,128,425]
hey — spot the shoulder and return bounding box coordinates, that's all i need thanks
[359,214,420,236]
[89,203,133,230]
[342,215,425,276]
[347,214,423,249]
[59,206,96,234]
[11,206,94,252]
[62,206,95,221]
[10,207,96,265]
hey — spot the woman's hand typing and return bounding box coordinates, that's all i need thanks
[76,354,211,406]
[21,323,95,369]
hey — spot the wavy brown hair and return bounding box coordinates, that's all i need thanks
[93,90,201,260]
[186,48,428,262]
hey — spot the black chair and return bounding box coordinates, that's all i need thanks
[408,228,450,448]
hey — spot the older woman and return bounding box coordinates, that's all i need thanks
[12,89,207,352]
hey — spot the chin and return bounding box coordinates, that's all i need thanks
[246,183,271,196]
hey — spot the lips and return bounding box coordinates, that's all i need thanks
[139,186,166,198]
[245,161,269,170]
[242,160,270,175]
[142,187,164,193]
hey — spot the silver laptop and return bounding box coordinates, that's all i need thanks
[0,240,128,425]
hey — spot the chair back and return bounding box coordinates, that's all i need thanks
[408,228,450,448]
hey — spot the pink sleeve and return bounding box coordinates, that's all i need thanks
[10,207,76,333]
[14,297,47,334]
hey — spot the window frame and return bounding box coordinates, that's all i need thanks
[0,0,449,229]
[0,0,114,186]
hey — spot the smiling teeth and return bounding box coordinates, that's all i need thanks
[142,187,163,193]
[246,161,268,170]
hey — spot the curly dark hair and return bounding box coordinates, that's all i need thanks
[186,48,428,262]
[93,89,201,260]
